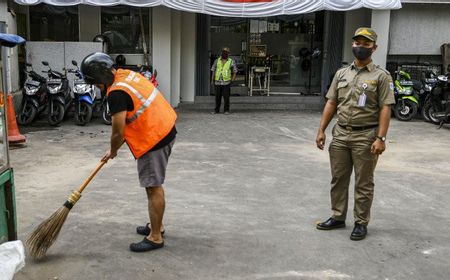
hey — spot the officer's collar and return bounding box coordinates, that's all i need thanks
[351,61,375,72]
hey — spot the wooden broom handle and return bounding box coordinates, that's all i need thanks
[78,160,107,194]
[77,142,125,193]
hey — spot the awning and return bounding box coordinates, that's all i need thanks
[15,0,402,17]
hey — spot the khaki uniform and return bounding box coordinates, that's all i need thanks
[325,61,395,225]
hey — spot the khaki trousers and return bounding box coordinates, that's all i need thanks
[328,124,379,225]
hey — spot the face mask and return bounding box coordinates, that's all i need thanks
[221,52,229,59]
[352,46,373,60]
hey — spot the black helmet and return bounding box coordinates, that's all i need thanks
[81,52,115,85]
[115,54,126,66]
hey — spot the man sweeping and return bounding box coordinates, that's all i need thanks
[81,52,177,252]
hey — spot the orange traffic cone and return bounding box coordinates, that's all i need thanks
[6,93,26,144]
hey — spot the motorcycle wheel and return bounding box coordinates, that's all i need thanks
[17,101,37,125]
[102,102,112,125]
[47,101,65,126]
[74,101,93,126]
[394,99,418,121]
[421,100,433,122]
[427,105,442,125]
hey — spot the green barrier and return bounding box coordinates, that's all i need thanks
[0,169,16,244]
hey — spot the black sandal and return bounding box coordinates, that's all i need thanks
[130,238,164,252]
[136,223,165,236]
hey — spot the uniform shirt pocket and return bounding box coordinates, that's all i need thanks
[337,81,349,101]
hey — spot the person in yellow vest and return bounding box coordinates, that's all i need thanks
[211,47,237,114]
[81,52,177,252]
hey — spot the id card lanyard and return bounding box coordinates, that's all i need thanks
[357,83,368,107]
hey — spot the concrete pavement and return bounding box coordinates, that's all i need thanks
[11,110,450,280]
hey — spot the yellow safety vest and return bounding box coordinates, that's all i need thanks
[215,58,232,82]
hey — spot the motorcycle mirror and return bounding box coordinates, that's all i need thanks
[72,60,78,66]
[42,61,49,66]
[311,48,321,59]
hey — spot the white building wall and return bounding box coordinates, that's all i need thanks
[152,6,172,103]
[390,3,450,55]
[180,12,196,103]
[0,0,20,93]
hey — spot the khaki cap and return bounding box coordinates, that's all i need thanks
[222,47,231,53]
[352,27,377,42]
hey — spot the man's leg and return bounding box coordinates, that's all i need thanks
[351,141,378,226]
[146,186,165,243]
[329,138,353,221]
[215,85,222,113]
[223,84,231,113]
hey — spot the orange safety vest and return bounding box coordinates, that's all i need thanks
[107,69,177,159]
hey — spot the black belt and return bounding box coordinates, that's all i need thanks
[338,124,378,131]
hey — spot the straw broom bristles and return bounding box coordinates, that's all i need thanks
[26,191,81,260]
[26,154,112,260]
[25,158,109,260]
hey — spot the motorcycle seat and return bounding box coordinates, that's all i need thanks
[412,80,422,91]
[51,71,65,79]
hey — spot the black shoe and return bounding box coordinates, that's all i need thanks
[130,238,164,252]
[136,223,165,236]
[316,217,346,230]
[350,223,367,241]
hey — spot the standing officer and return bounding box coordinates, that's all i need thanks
[315,28,395,240]
[211,47,237,114]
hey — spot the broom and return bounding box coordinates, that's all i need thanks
[26,159,107,260]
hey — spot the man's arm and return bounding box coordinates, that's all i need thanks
[316,100,337,150]
[371,72,395,155]
[316,73,339,150]
[211,59,217,84]
[102,111,126,162]
[371,105,391,155]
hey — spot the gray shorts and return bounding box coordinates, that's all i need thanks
[137,139,175,188]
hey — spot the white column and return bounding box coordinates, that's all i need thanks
[152,6,172,102]
[371,10,391,68]
[79,5,101,42]
[180,12,196,103]
[170,10,181,107]
[342,9,372,65]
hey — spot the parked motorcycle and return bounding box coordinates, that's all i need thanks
[68,60,101,126]
[393,70,421,121]
[17,63,47,125]
[41,61,72,126]
[139,65,158,87]
[422,66,450,127]
[419,70,439,122]
[101,91,111,125]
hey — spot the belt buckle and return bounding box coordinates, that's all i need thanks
[345,126,353,132]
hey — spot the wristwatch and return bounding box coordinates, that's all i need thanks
[376,136,386,142]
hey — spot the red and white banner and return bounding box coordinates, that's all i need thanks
[15,0,402,17]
